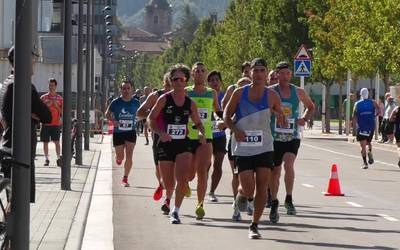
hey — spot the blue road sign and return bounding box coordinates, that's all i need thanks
[294,60,312,77]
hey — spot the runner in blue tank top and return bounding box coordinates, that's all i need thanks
[224,58,286,239]
[106,80,140,187]
[353,88,379,169]
[207,70,227,203]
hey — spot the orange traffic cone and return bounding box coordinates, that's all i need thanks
[108,120,114,135]
[324,164,344,196]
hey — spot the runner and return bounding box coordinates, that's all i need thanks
[221,76,252,221]
[139,86,152,145]
[267,70,278,86]
[270,61,315,222]
[105,80,140,187]
[137,73,172,209]
[186,62,220,220]
[353,88,379,169]
[224,58,285,239]
[148,64,206,224]
[40,78,63,167]
[222,61,251,109]
[207,70,226,202]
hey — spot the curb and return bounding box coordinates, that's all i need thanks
[304,136,348,141]
[64,150,101,250]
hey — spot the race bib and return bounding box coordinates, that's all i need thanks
[212,121,220,133]
[240,130,263,147]
[167,124,186,139]
[119,120,133,131]
[359,130,371,136]
[275,118,295,133]
[198,108,208,122]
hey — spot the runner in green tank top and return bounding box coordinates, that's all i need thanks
[269,62,315,223]
[186,62,221,220]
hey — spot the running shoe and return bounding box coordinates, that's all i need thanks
[161,200,170,215]
[367,152,374,164]
[247,200,254,216]
[56,158,61,167]
[248,224,261,239]
[44,159,50,166]
[208,192,218,202]
[185,184,192,198]
[232,204,242,222]
[361,163,368,169]
[269,199,280,223]
[116,159,122,165]
[121,176,130,187]
[195,203,205,220]
[285,198,297,215]
[235,194,248,212]
[153,184,163,201]
[170,212,181,224]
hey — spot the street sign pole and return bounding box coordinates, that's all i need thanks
[345,70,351,136]
[375,72,380,140]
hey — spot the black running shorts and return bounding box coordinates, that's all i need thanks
[273,139,301,167]
[234,151,274,173]
[113,130,137,146]
[356,129,374,143]
[157,139,191,162]
[40,125,61,142]
[212,136,227,154]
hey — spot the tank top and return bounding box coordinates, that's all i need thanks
[158,93,192,140]
[186,86,214,140]
[231,85,273,156]
[212,92,226,138]
[271,83,300,142]
[355,99,375,132]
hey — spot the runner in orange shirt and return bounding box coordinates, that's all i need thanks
[40,78,63,166]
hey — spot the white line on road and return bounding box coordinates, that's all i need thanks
[302,143,398,168]
[376,214,399,222]
[302,183,314,188]
[346,201,363,207]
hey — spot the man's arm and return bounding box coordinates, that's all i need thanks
[137,92,158,120]
[31,86,51,124]
[297,88,315,125]
[223,88,245,142]
[268,89,286,127]
[221,85,235,110]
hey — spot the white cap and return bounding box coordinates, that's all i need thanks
[360,88,369,100]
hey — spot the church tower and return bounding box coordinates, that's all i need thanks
[144,0,172,36]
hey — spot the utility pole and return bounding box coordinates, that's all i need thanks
[61,0,72,190]
[12,0,33,248]
[76,0,84,164]
[85,0,92,150]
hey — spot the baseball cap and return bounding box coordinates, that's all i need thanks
[276,61,290,70]
[250,58,267,69]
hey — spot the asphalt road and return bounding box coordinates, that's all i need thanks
[100,135,400,250]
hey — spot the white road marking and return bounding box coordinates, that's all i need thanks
[376,214,399,222]
[302,143,398,168]
[302,183,314,188]
[346,201,363,207]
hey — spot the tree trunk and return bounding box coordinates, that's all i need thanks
[338,81,343,134]
[325,82,331,133]
[383,71,390,92]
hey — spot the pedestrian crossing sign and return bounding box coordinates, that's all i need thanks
[294,59,312,77]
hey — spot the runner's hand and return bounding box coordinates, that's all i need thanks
[297,118,306,126]
[233,127,246,142]
[160,132,172,142]
[199,134,206,144]
[113,120,119,128]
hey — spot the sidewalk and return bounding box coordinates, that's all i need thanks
[29,134,103,250]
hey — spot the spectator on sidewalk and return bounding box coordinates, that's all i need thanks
[381,94,396,143]
[0,46,51,202]
[40,78,63,166]
[378,96,384,138]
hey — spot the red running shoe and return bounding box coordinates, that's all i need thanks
[153,184,164,201]
[116,159,122,165]
[121,176,129,187]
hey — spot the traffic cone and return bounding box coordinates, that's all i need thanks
[324,164,344,196]
[108,120,114,135]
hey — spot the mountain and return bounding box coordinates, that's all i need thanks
[117,0,231,28]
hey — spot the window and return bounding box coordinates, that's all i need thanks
[37,0,62,33]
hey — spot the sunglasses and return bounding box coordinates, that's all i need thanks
[171,77,186,82]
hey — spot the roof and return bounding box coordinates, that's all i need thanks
[147,0,171,9]
[124,27,158,39]
[120,40,169,54]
